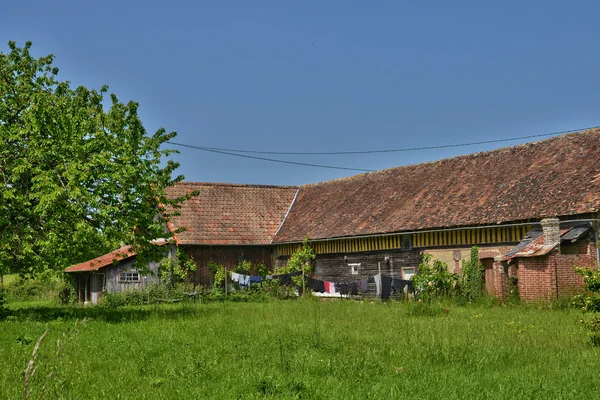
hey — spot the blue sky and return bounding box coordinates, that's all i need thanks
[3,1,600,185]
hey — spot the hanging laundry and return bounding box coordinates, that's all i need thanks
[358,278,369,293]
[273,271,302,286]
[306,276,322,292]
[316,278,325,293]
[238,274,251,287]
[406,280,414,294]
[230,272,240,283]
[381,275,393,300]
[324,281,337,294]
[249,276,262,286]
[349,282,359,295]
[335,282,348,295]
[391,278,407,293]
[373,274,381,296]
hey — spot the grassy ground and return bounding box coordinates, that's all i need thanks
[1,299,598,399]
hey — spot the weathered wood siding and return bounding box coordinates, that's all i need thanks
[104,257,161,293]
[311,249,422,282]
[182,245,274,286]
[277,248,422,299]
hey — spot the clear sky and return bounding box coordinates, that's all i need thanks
[3,1,600,185]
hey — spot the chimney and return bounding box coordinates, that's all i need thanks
[540,218,560,249]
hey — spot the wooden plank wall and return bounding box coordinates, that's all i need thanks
[104,257,160,293]
[313,249,422,283]
[183,245,273,287]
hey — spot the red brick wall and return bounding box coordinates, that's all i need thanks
[517,255,554,302]
[555,241,596,297]
[516,241,597,301]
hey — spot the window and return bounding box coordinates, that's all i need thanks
[401,235,412,250]
[119,270,139,282]
[402,267,415,280]
[349,263,361,275]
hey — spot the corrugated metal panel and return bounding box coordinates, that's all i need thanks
[561,225,590,242]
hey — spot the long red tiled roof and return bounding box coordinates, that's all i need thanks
[273,128,600,242]
[165,183,298,245]
[65,245,136,272]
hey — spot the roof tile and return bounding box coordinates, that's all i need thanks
[274,129,600,242]
[165,183,298,245]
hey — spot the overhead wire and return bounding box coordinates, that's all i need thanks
[166,125,600,172]
[167,126,599,156]
[170,143,375,172]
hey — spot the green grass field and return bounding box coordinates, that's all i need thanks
[1,300,598,399]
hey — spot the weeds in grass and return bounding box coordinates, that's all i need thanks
[1,300,598,399]
[23,329,47,400]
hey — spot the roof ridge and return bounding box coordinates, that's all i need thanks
[299,128,600,188]
[173,181,299,189]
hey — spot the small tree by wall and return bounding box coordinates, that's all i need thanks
[458,246,486,303]
[276,237,316,290]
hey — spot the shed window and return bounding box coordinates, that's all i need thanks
[119,271,139,282]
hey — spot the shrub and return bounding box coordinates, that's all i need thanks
[457,246,485,303]
[5,276,54,300]
[573,267,600,346]
[0,286,6,312]
[411,254,458,303]
[101,283,195,308]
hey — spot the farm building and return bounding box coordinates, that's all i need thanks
[65,243,169,304]
[67,128,600,302]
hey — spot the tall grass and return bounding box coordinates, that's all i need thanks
[1,300,598,399]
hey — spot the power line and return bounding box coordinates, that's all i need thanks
[171,143,375,172]
[167,126,599,156]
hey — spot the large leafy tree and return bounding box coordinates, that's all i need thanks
[0,41,190,275]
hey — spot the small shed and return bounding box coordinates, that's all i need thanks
[65,245,164,304]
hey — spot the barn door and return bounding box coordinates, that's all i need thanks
[483,259,496,297]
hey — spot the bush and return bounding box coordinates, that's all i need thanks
[5,276,56,300]
[100,283,196,308]
[572,267,600,346]
[0,286,6,310]
[411,254,458,303]
[3,272,77,304]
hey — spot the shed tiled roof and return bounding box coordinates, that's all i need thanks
[65,245,136,272]
[273,128,600,243]
[165,183,298,245]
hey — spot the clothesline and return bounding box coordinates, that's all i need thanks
[228,270,414,300]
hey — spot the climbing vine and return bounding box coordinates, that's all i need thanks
[159,248,197,285]
[458,246,485,303]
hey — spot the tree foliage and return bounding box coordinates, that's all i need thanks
[0,41,190,275]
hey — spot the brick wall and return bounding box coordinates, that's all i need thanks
[516,240,597,301]
[517,255,555,302]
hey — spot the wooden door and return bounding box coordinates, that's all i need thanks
[483,259,495,297]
